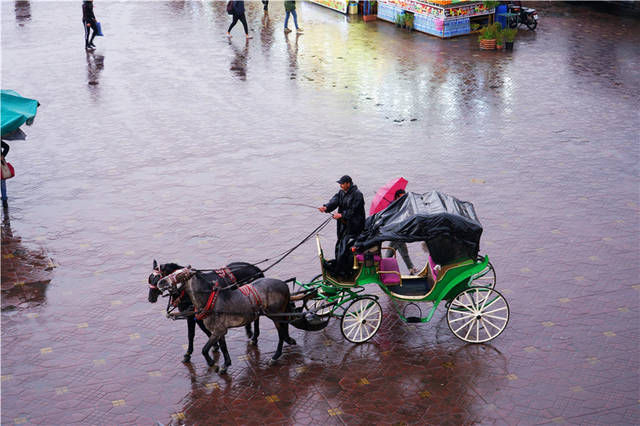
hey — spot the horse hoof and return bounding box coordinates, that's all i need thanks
[249,338,258,346]
[268,358,277,366]
[182,355,191,363]
[246,331,253,339]
[219,367,228,375]
[285,337,297,345]
[213,365,220,372]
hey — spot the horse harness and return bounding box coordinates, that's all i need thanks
[159,266,265,320]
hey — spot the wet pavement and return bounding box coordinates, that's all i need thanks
[2,1,639,424]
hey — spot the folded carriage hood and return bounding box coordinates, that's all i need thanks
[355,191,483,265]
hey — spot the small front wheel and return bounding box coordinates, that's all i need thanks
[341,297,382,343]
[471,256,496,289]
[447,287,509,343]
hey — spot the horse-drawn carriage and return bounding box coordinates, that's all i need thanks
[291,190,508,344]
[149,190,509,371]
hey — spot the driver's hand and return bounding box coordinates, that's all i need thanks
[318,206,327,212]
[332,213,342,220]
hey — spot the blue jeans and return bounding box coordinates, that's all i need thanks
[284,10,298,29]
[1,179,7,202]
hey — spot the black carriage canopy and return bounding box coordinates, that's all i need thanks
[355,191,483,265]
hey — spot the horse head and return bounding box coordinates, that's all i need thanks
[147,260,184,303]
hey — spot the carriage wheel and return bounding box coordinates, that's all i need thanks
[447,287,509,343]
[341,297,382,343]
[470,256,496,289]
[305,297,335,317]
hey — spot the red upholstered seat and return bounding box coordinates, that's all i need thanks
[379,257,401,285]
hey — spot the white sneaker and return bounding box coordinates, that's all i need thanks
[296,27,304,32]
[284,28,292,33]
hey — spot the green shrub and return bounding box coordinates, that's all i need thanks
[503,28,517,42]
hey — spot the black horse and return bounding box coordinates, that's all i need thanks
[148,260,263,362]
[156,268,296,374]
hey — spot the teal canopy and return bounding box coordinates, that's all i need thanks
[1,90,39,137]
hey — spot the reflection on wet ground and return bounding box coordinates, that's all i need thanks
[1,1,639,424]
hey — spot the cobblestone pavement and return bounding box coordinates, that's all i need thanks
[2,1,639,425]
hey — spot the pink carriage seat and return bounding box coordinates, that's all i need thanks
[355,254,381,263]
[378,257,401,285]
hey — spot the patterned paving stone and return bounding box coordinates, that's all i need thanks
[2,1,640,425]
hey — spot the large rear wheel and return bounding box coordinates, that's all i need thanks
[341,297,382,343]
[447,287,509,343]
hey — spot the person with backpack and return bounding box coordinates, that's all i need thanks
[82,0,99,50]
[227,1,252,39]
[284,1,303,34]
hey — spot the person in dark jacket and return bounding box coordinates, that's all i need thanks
[1,141,10,208]
[82,0,98,50]
[227,1,252,39]
[318,175,365,276]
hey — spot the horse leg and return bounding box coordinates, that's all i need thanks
[217,335,232,375]
[283,321,296,346]
[196,318,218,352]
[202,331,224,368]
[250,318,260,345]
[244,323,253,340]
[268,322,288,365]
[184,316,196,363]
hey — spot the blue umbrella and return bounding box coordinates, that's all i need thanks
[1,89,39,139]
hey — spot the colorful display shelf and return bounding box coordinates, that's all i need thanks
[309,0,349,14]
[378,0,494,38]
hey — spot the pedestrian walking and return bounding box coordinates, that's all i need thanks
[82,0,99,50]
[318,175,365,278]
[1,141,11,208]
[284,1,303,33]
[227,0,252,39]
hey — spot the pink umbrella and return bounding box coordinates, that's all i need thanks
[369,177,408,216]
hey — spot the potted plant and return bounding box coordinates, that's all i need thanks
[404,13,414,31]
[496,28,504,49]
[503,27,517,50]
[395,13,404,28]
[363,0,377,22]
[478,25,496,50]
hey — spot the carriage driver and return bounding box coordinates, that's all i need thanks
[318,175,366,277]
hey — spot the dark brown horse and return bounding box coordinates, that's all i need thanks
[148,260,263,362]
[156,268,296,373]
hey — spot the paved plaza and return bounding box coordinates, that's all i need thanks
[1,1,639,425]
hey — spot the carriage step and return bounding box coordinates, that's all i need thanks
[406,317,421,323]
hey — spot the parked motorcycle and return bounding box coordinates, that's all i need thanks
[507,3,538,30]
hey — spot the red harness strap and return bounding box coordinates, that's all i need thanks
[195,284,219,321]
[215,267,237,285]
[171,290,186,307]
[238,284,264,310]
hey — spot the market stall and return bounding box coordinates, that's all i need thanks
[377,0,495,38]
[309,0,350,14]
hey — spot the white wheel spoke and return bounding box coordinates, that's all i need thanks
[463,291,477,311]
[451,299,475,313]
[481,296,502,311]
[343,320,359,332]
[478,290,491,311]
[448,312,476,323]
[475,316,480,341]
[464,318,475,340]
[483,313,508,322]
[481,317,503,332]
[455,316,475,334]
[482,306,508,316]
